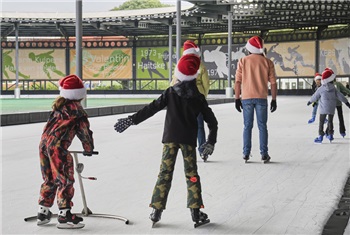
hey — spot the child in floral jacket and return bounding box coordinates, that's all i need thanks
[37,75,94,229]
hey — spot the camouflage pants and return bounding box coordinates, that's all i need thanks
[150,143,204,210]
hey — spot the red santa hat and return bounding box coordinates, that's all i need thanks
[314,73,322,81]
[245,36,264,54]
[59,75,86,100]
[174,54,200,82]
[183,40,201,56]
[321,68,336,84]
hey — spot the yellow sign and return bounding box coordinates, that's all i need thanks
[2,49,65,80]
[70,48,132,79]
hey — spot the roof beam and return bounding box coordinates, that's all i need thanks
[55,22,68,38]
[1,24,15,38]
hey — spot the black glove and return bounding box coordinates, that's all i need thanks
[114,116,134,133]
[307,101,312,106]
[270,100,277,112]
[235,98,242,112]
[345,102,350,109]
[201,142,215,156]
[312,102,317,107]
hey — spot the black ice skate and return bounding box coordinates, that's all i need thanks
[201,153,208,162]
[57,210,84,229]
[150,208,163,228]
[243,154,250,163]
[37,206,52,226]
[261,154,271,164]
[190,208,210,228]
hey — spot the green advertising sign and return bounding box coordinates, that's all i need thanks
[136,47,178,79]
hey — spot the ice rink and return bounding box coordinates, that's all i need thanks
[1,96,350,234]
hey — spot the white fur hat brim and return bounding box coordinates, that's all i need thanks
[183,48,201,56]
[314,75,322,81]
[60,87,86,100]
[246,41,264,54]
[321,73,336,84]
[174,66,199,82]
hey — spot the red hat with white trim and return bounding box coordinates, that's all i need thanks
[321,68,336,84]
[314,73,322,81]
[174,54,200,82]
[245,36,264,54]
[59,75,86,100]
[183,40,201,56]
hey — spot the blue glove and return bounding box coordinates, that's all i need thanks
[114,117,134,133]
[201,142,215,156]
[307,101,312,106]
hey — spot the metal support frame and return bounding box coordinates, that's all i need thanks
[24,151,129,225]
[225,11,233,98]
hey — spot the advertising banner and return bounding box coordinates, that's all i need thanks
[70,48,132,79]
[319,38,350,75]
[136,47,177,79]
[265,41,316,77]
[201,44,247,79]
[2,49,65,80]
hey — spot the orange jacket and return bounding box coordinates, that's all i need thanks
[235,54,277,100]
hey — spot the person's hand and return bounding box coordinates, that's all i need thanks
[201,142,215,156]
[312,102,317,107]
[270,100,277,112]
[307,101,312,106]
[345,102,350,109]
[235,98,242,112]
[114,117,134,133]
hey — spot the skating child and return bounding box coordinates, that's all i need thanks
[325,78,350,137]
[307,73,322,124]
[37,75,94,229]
[114,54,218,227]
[307,68,350,143]
[171,40,210,162]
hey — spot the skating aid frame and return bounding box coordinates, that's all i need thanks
[24,150,129,225]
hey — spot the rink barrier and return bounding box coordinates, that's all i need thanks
[0,98,234,126]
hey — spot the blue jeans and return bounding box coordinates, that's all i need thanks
[242,99,268,156]
[197,113,206,155]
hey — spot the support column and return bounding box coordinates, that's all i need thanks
[14,22,20,99]
[76,0,85,107]
[168,22,173,83]
[226,11,233,98]
[176,0,181,62]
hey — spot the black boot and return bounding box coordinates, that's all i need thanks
[190,208,210,228]
[150,208,163,223]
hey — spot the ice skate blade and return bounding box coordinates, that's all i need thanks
[151,221,158,228]
[56,222,85,229]
[194,219,210,228]
[37,219,51,226]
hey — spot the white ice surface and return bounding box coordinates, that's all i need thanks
[1,96,350,234]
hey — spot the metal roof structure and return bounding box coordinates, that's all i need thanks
[0,0,350,38]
